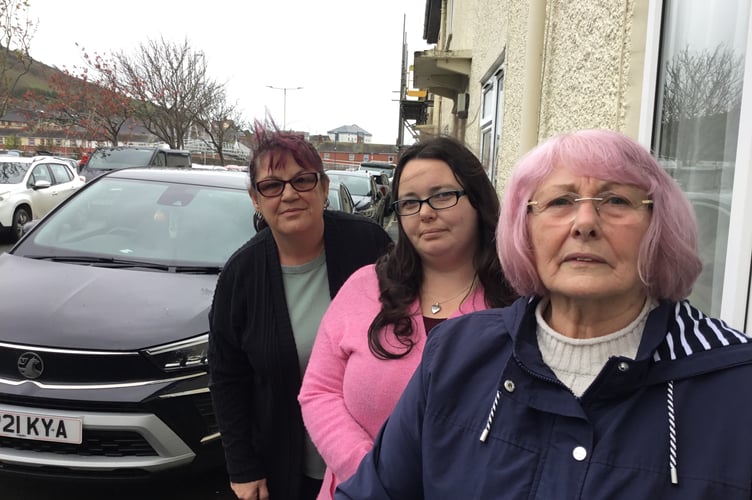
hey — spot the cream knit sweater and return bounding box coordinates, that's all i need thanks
[536,298,657,397]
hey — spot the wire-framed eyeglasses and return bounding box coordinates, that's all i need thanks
[254,172,320,198]
[527,192,653,223]
[392,190,466,216]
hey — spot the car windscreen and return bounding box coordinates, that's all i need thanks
[328,173,370,196]
[0,162,30,184]
[360,166,394,177]
[86,149,155,170]
[20,177,256,267]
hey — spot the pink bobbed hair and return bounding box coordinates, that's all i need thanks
[496,129,702,301]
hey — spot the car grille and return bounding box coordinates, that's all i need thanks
[0,343,165,383]
[0,430,156,457]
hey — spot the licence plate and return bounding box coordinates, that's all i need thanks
[0,410,83,444]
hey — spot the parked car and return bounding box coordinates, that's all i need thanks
[359,161,396,182]
[325,169,386,225]
[327,181,355,213]
[0,155,84,241]
[0,168,256,479]
[80,146,192,182]
[369,172,393,216]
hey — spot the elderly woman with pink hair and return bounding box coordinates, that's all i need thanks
[336,129,752,500]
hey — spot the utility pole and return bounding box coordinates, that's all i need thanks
[397,14,408,147]
[267,85,303,129]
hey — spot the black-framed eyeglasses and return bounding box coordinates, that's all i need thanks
[254,172,320,198]
[392,190,466,216]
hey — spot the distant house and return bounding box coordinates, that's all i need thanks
[327,124,372,144]
[311,134,398,171]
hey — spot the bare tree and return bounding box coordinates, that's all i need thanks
[662,44,743,123]
[195,90,244,166]
[113,37,221,149]
[0,0,37,116]
[659,44,744,164]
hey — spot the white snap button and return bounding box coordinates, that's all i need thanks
[503,380,515,393]
[572,446,587,461]
[618,361,630,372]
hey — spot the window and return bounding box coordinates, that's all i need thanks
[363,154,370,162]
[651,0,750,317]
[479,67,504,185]
[154,152,167,166]
[349,153,355,161]
[30,164,52,185]
[323,153,330,159]
[49,163,73,184]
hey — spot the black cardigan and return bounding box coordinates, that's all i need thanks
[208,210,392,498]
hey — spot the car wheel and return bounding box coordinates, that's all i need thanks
[11,206,31,242]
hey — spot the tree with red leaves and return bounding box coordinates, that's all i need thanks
[46,46,133,146]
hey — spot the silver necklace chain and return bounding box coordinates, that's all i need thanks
[428,276,476,315]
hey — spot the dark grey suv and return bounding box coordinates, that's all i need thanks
[80,146,192,182]
[326,170,387,226]
[0,168,255,479]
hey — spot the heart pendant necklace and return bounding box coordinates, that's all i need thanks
[428,277,476,315]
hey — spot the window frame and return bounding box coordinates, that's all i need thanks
[639,0,752,331]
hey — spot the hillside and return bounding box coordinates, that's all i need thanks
[5,51,60,97]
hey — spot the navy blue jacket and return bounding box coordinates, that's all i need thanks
[337,296,752,499]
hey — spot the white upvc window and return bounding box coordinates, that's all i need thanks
[642,0,751,327]
[479,68,504,185]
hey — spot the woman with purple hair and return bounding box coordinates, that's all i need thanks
[208,120,391,500]
[337,129,752,499]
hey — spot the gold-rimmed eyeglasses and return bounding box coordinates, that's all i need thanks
[527,192,653,223]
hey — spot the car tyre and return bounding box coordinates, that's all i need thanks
[12,206,31,242]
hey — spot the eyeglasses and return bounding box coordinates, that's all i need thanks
[527,192,653,223]
[392,190,466,216]
[254,172,320,198]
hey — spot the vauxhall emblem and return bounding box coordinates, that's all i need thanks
[17,352,44,379]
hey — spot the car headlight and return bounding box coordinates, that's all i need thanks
[144,334,209,372]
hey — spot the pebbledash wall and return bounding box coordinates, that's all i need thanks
[415,0,752,332]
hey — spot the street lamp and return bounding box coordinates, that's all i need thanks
[267,85,303,129]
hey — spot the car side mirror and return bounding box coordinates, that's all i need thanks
[31,180,52,190]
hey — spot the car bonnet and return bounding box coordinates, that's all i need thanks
[0,254,216,351]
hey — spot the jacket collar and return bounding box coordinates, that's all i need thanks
[506,296,752,386]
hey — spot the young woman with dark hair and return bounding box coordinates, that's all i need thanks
[298,136,517,499]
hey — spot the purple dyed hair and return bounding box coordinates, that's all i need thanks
[248,119,324,189]
[497,129,702,301]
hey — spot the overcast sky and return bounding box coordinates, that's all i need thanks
[26,0,431,144]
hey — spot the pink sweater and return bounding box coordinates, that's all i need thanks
[298,264,488,499]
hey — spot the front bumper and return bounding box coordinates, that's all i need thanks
[0,400,195,473]
[0,359,220,478]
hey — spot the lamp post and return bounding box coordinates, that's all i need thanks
[266,85,303,129]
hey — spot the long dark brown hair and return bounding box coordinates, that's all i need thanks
[368,136,517,359]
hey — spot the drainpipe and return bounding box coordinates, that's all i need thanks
[519,0,546,153]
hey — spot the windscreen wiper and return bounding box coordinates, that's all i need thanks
[172,265,222,274]
[27,255,170,271]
